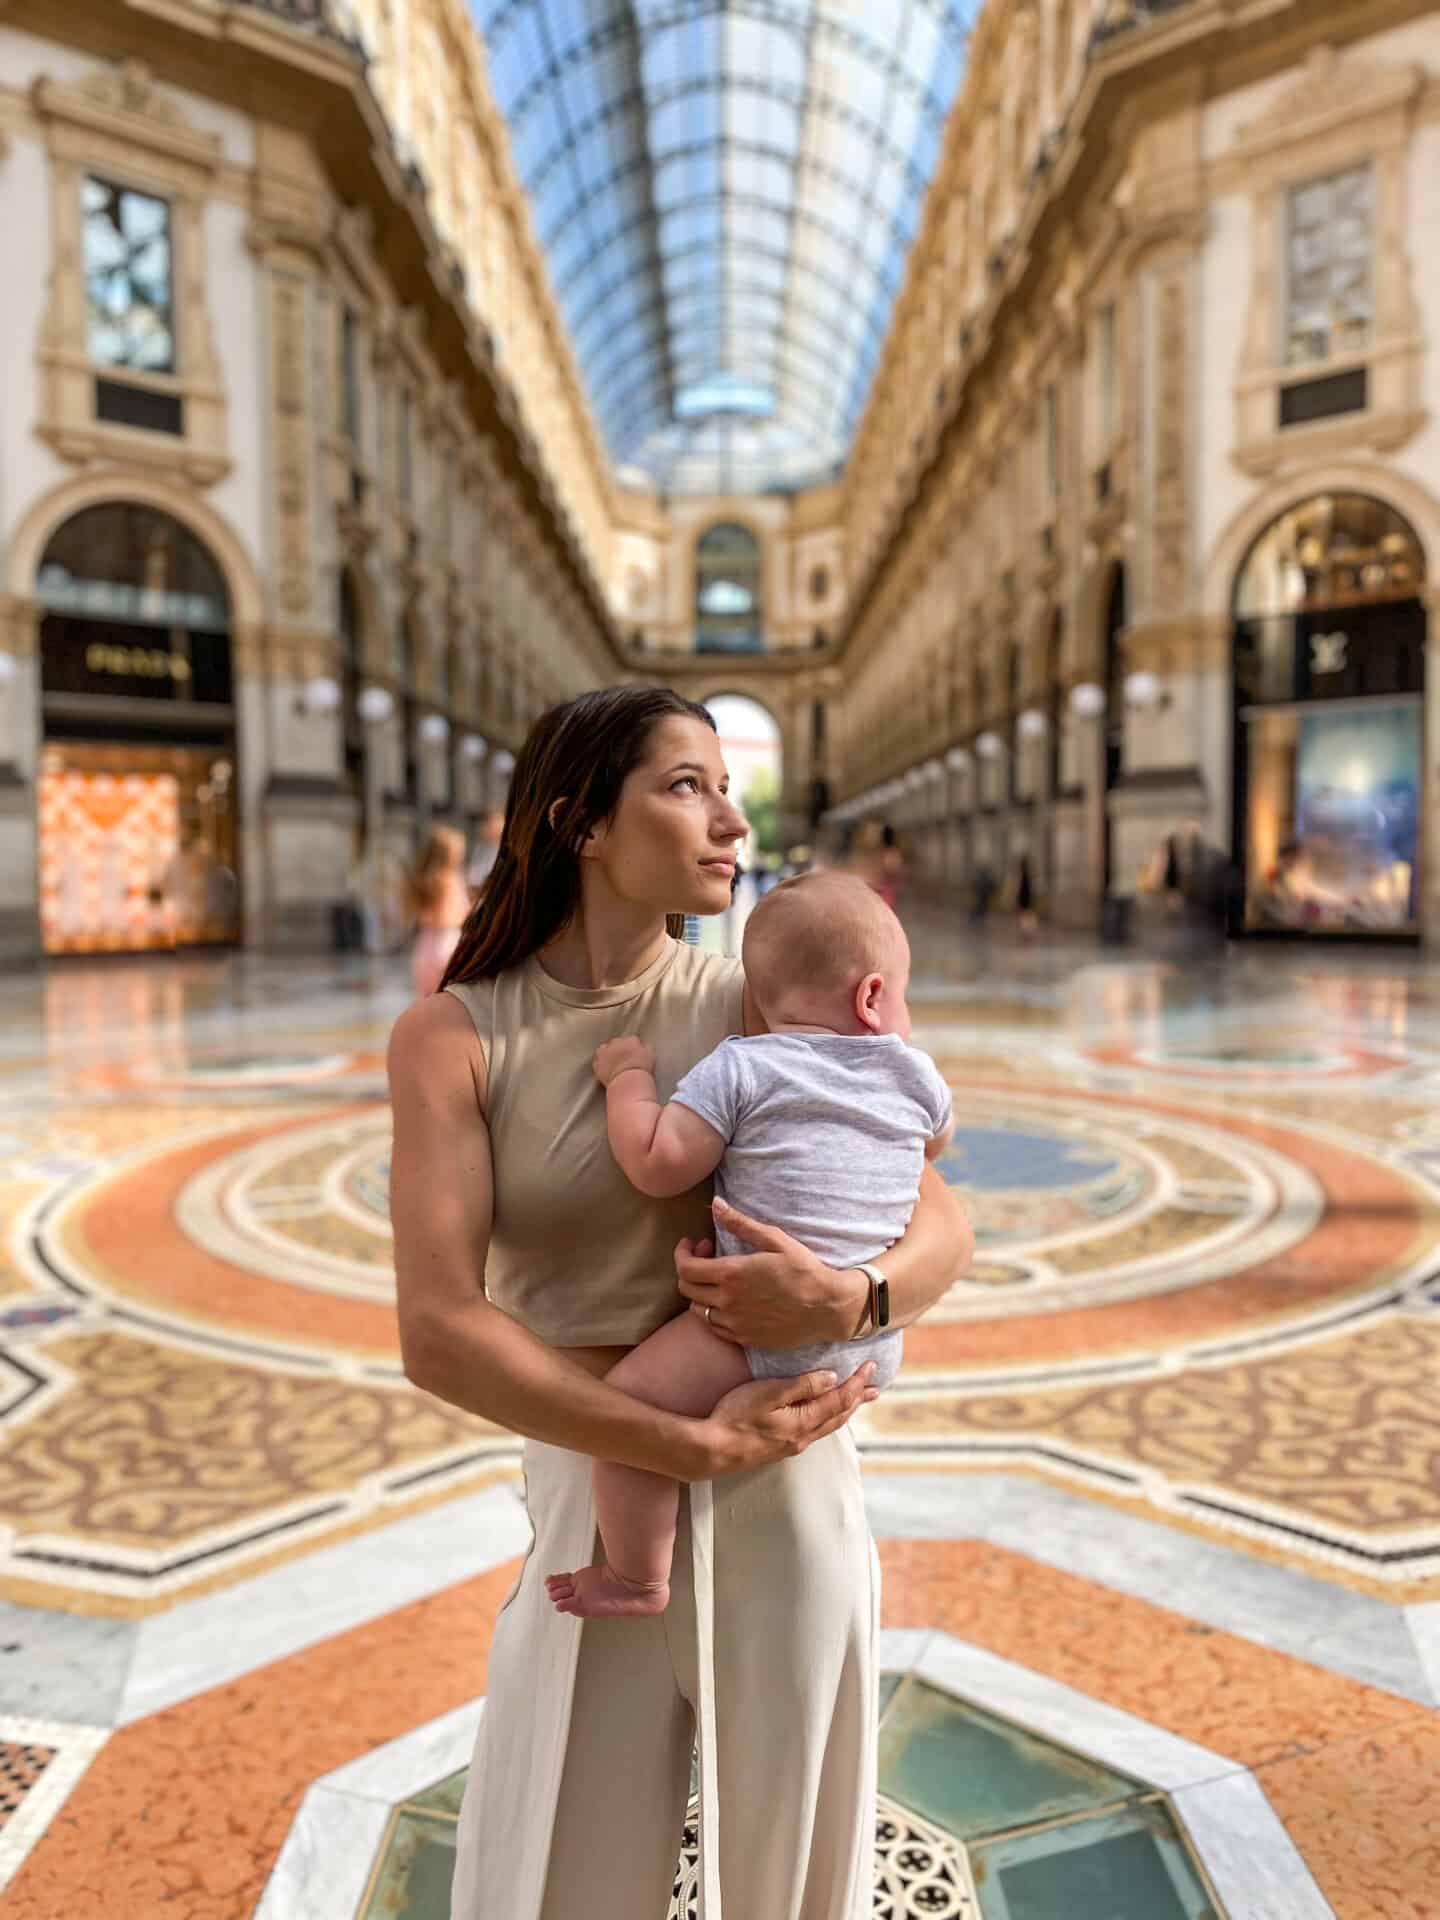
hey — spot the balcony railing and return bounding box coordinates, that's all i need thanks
[696,630,765,655]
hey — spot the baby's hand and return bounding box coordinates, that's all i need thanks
[593,1036,657,1087]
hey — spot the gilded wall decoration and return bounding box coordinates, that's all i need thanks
[1151,265,1192,615]
[270,271,313,619]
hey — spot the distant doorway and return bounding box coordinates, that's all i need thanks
[704,693,782,951]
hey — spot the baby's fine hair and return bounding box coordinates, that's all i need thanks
[742,870,905,1004]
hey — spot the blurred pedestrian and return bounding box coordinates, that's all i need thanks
[410,825,472,997]
[1014,851,1037,940]
[466,809,505,896]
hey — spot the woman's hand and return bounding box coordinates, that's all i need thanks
[674,1198,867,1348]
[690,1364,878,1479]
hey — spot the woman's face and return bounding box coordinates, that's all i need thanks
[587,715,749,916]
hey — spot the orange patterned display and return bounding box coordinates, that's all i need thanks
[38,768,179,955]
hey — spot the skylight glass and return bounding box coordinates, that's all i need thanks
[469,1,980,494]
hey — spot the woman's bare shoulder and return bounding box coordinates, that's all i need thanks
[672,943,747,1032]
[388,990,488,1111]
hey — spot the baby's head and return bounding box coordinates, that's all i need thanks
[741,871,912,1038]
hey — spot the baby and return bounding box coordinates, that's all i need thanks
[545,870,953,1620]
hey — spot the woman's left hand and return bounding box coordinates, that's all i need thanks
[674,1198,866,1348]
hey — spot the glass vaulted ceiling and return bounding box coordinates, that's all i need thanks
[472,1,979,496]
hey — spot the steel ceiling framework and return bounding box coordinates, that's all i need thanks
[472,0,978,494]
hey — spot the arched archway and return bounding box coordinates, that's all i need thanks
[703,692,783,850]
[32,500,242,954]
[1230,492,1427,938]
[7,471,263,632]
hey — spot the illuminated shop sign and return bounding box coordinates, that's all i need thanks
[41,618,232,706]
[84,642,192,682]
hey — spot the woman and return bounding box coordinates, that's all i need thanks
[387,688,971,1918]
[408,824,471,997]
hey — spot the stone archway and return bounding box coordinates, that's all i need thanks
[701,692,784,869]
[1227,490,1429,941]
[6,469,264,640]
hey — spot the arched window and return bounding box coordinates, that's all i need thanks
[1232,495,1428,938]
[696,523,763,654]
[36,502,232,704]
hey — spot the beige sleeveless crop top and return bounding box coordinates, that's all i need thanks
[444,938,746,1346]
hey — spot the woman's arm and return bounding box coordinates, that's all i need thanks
[675,1164,973,1349]
[388,994,873,1479]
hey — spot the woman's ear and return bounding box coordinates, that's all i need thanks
[854,972,884,1033]
[546,797,569,836]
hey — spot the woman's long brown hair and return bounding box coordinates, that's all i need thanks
[440,686,715,987]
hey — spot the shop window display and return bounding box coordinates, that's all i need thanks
[38,743,240,955]
[33,503,241,954]
[1233,494,1426,937]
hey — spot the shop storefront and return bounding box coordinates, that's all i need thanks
[1232,493,1426,939]
[34,502,241,955]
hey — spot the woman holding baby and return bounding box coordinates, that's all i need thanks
[388,686,972,1919]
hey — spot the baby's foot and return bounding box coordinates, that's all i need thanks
[544,1564,670,1619]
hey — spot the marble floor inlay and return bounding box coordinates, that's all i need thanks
[1,941,1436,1916]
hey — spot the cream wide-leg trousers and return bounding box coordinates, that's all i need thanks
[450,1431,879,1920]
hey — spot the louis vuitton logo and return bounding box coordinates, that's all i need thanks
[1310,631,1349,675]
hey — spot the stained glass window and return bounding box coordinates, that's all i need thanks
[1286,163,1373,367]
[83,177,175,374]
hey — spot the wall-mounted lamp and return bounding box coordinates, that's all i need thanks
[0,653,17,686]
[1124,670,1169,713]
[419,713,451,746]
[945,746,972,774]
[461,733,489,763]
[1017,708,1048,742]
[492,748,516,778]
[1068,682,1106,718]
[294,674,340,717]
[357,684,395,725]
[923,758,946,784]
[975,730,1004,760]
[904,767,926,792]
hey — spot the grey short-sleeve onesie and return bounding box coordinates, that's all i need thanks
[672,1031,953,1389]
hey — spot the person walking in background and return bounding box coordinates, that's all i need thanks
[849,820,903,909]
[970,861,997,928]
[1014,851,1037,940]
[466,809,505,895]
[409,825,471,998]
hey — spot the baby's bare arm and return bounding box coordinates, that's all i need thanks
[594,1037,728,1199]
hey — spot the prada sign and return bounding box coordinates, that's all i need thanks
[41,615,233,706]
[84,641,193,684]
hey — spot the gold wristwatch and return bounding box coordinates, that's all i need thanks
[855,1261,891,1332]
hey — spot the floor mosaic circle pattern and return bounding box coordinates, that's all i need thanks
[930,1092,1322,1319]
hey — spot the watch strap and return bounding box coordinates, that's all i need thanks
[855,1262,890,1332]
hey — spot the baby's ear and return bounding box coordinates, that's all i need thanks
[854,971,885,1032]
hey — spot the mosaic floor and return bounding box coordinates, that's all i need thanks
[1,935,1438,1917]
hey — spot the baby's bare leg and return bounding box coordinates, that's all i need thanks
[545,1312,752,1620]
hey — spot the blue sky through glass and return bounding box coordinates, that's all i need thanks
[469,0,979,494]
